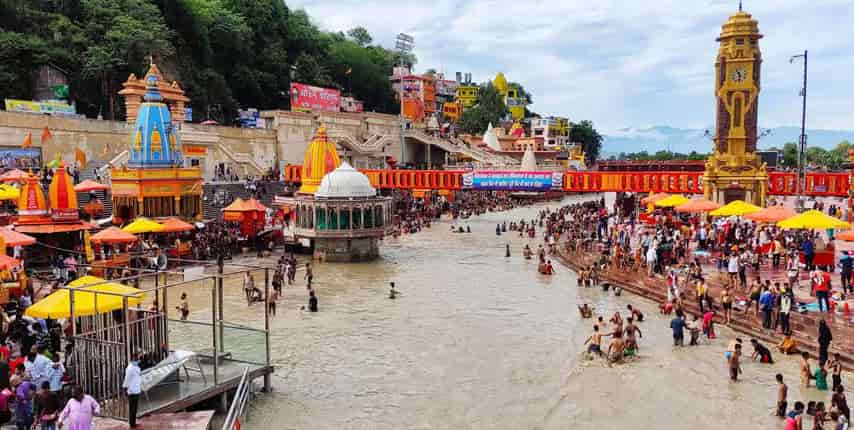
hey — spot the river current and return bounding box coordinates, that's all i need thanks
[232,195,828,430]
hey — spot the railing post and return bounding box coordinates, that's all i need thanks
[263,268,271,392]
[212,276,219,386]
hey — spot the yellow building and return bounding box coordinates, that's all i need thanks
[492,72,527,120]
[703,6,767,205]
[455,85,479,108]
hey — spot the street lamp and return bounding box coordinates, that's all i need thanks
[395,33,414,168]
[790,50,808,212]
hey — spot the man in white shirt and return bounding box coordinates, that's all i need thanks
[123,354,142,428]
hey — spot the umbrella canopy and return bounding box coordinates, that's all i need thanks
[26,276,145,319]
[122,217,165,234]
[246,198,268,212]
[91,227,138,244]
[160,218,194,233]
[0,169,28,183]
[745,205,797,223]
[0,227,35,247]
[777,210,851,230]
[709,200,761,217]
[675,198,720,213]
[836,230,854,241]
[641,193,669,205]
[0,255,20,270]
[655,195,690,208]
[73,179,109,193]
[0,184,19,201]
[222,198,248,212]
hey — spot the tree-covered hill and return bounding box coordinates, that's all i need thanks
[0,0,414,123]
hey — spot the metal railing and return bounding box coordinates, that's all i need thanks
[222,367,252,430]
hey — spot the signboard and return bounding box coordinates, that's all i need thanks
[238,109,260,128]
[184,107,193,122]
[183,145,207,157]
[462,171,563,191]
[50,85,69,100]
[290,83,341,113]
[51,208,78,222]
[5,99,76,116]
[442,102,460,121]
[0,147,41,170]
[340,96,364,113]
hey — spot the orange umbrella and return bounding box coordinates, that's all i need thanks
[160,218,194,233]
[0,255,21,270]
[90,227,138,244]
[74,180,109,193]
[641,193,669,205]
[246,198,268,212]
[745,205,797,223]
[0,228,35,247]
[675,198,720,213]
[837,230,854,242]
[0,169,28,183]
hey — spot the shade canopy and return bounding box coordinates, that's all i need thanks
[777,210,851,230]
[675,198,720,213]
[122,217,165,234]
[641,193,669,205]
[654,195,690,208]
[0,255,20,270]
[14,221,95,234]
[0,228,35,247]
[745,205,797,223]
[222,198,266,222]
[0,184,20,201]
[836,230,854,242]
[159,218,195,233]
[0,169,28,183]
[25,276,145,319]
[73,180,109,193]
[90,227,138,244]
[709,200,761,217]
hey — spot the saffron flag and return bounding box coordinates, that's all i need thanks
[83,230,94,263]
[21,132,32,149]
[41,127,52,143]
[75,148,87,169]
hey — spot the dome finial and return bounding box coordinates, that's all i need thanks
[739,0,742,12]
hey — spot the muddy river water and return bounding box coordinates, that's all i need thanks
[214,195,830,430]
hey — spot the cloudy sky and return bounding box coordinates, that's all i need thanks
[288,0,854,134]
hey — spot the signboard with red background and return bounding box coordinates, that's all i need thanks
[290,83,341,113]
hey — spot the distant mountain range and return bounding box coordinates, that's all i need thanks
[602,126,854,157]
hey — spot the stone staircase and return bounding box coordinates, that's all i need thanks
[201,181,289,221]
[76,159,112,218]
[406,130,519,167]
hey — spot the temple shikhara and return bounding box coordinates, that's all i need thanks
[111,64,202,222]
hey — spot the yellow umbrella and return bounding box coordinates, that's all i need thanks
[709,200,761,217]
[777,210,851,230]
[26,276,145,319]
[122,217,165,234]
[0,184,20,201]
[655,195,690,208]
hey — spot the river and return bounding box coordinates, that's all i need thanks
[234,195,829,430]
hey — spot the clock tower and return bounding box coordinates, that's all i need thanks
[703,6,768,205]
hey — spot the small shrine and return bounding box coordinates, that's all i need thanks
[15,166,92,234]
[278,126,392,262]
[111,64,202,222]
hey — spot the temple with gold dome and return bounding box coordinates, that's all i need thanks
[703,6,768,206]
[111,64,202,222]
[279,126,392,262]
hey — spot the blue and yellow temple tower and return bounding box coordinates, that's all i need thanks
[111,64,202,222]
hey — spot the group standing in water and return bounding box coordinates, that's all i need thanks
[582,304,645,365]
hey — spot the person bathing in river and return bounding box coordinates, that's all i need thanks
[729,343,743,382]
[607,332,626,364]
[389,282,398,299]
[584,325,603,357]
[750,338,774,364]
[578,304,593,318]
[624,317,642,354]
[626,304,644,322]
[523,245,533,260]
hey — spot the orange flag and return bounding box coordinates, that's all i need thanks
[75,148,87,169]
[41,127,52,143]
[21,132,32,149]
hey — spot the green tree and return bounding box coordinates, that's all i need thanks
[779,143,799,168]
[569,120,603,166]
[346,26,372,47]
[456,83,507,134]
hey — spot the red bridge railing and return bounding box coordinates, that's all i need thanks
[283,165,852,196]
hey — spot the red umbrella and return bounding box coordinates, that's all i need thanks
[0,228,36,247]
[0,255,21,270]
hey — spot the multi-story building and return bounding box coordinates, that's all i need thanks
[531,116,569,148]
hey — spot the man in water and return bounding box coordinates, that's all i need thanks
[800,352,812,388]
[626,304,644,322]
[624,317,642,354]
[578,304,593,318]
[750,338,774,364]
[670,314,685,347]
[607,334,625,364]
[729,343,742,382]
[584,325,603,357]
[776,373,788,418]
[389,282,398,299]
[308,290,318,312]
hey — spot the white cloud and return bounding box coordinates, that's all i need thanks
[288,0,854,133]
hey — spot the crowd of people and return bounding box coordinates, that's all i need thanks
[556,194,852,429]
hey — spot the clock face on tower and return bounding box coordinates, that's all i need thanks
[731,67,747,83]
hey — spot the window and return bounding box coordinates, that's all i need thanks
[733,96,743,127]
[735,38,745,45]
